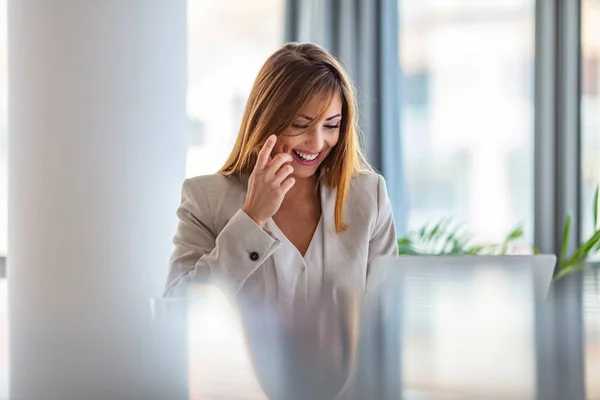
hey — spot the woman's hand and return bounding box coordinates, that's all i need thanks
[242,135,295,227]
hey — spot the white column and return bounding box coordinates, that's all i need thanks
[8,1,188,399]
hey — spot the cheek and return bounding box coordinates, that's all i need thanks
[323,135,339,157]
[327,131,340,147]
[273,137,294,154]
[280,134,304,149]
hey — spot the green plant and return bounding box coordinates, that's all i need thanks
[397,218,528,256]
[554,186,600,280]
[398,185,600,282]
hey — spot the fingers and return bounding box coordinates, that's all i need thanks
[280,176,296,194]
[273,163,294,185]
[255,135,276,171]
[268,152,293,175]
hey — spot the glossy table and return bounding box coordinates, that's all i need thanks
[0,259,599,399]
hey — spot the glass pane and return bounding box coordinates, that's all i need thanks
[0,0,6,257]
[0,279,5,399]
[584,269,600,400]
[186,0,284,178]
[186,1,283,397]
[399,1,535,247]
[581,0,600,249]
[582,2,600,399]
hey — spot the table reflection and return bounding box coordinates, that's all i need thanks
[0,280,7,400]
[179,256,558,400]
[187,283,362,400]
[584,268,600,398]
[398,265,536,399]
[1,258,599,399]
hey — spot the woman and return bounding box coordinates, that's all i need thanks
[164,43,398,301]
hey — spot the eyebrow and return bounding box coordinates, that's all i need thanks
[299,113,342,121]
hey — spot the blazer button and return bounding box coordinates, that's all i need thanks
[249,252,259,261]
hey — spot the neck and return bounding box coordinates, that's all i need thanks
[287,173,319,200]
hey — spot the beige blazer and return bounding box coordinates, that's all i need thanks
[164,171,398,300]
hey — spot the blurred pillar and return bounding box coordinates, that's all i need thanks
[7,1,188,399]
[534,0,583,258]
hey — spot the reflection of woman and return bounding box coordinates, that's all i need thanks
[164,43,398,300]
[238,294,361,400]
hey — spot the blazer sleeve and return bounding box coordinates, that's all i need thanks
[368,175,399,264]
[163,178,281,297]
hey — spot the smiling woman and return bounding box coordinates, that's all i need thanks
[164,43,399,301]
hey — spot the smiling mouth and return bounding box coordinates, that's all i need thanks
[292,149,321,162]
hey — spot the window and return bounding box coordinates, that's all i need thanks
[0,3,6,396]
[186,0,284,178]
[581,0,600,244]
[0,0,6,258]
[399,0,535,245]
[582,1,600,398]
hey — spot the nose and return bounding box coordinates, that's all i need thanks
[306,125,326,151]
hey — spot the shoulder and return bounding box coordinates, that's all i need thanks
[347,172,396,243]
[340,171,390,226]
[350,170,385,187]
[180,173,247,212]
[348,171,388,205]
[184,173,246,194]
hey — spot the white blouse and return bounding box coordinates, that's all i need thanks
[266,216,324,303]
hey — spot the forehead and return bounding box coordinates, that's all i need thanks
[297,91,342,118]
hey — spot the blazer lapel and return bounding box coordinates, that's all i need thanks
[320,180,367,293]
[320,179,336,264]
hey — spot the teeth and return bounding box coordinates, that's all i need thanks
[294,150,318,161]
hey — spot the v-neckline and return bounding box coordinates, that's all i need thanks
[268,179,323,259]
[269,214,322,259]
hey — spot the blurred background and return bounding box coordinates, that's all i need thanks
[0,0,599,399]
[1,0,599,255]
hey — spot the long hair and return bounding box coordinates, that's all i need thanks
[219,42,371,233]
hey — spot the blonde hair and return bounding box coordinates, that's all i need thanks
[220,42,371,233]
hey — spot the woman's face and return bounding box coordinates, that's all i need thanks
[273,93,342,179]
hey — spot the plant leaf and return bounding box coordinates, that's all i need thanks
[564,229,600,268]
[432,218,452,252]
[560,214,572,266]
[553,263,585,283]
[450,238,467,254]
[397,237,412,245]
[442,225,462,254]
[397,237,420,255]
[594,185,599,230]
[398,246,421,255]
[467,245,485,255]
[505,225,525,242]
[428,220,444,240]
[418,224,427,240]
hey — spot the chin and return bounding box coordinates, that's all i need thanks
[293,171,318,179]
[292,165,321,179]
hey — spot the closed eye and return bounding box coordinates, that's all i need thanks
[291,123,340,130]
